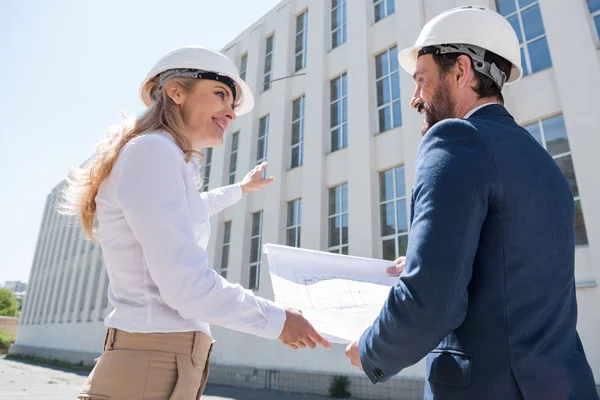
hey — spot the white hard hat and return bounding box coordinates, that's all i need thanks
[398,6,523,86]
[139,46,254,116]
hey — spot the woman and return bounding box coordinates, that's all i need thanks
[61,46,329,400]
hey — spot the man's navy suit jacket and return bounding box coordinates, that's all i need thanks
[359,104,598,399]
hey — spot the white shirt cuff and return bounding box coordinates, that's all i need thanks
[264,300,287,339]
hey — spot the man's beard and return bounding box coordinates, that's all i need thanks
[419,80,456,136]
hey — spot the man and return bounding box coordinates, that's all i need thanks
[345,6,597,400]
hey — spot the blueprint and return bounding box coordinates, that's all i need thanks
[263,243,399,344]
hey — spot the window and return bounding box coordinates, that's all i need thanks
[328,183,348,254]
[229,132,239,185]
[332,0,347,48]
[202,148,213,192]
[249,211,263,290]
[496,0,552,76]
[291,96,305,168]
[295,11,308,72]
[286,199,302,247]
[263,35,275,91]
[221,221,232,279]
[330,74,348,152]
[524,114,588,246]
[379,166,409,261]
[239,53,248,81]
[257,115,270,179]
[376,46,402,132]
[587,0,600,44]
[374,0,395,23]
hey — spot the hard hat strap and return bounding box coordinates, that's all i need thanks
[418,44,507,90]
[150,69,238,103]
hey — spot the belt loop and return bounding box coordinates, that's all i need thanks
[191,331,200,368]
[103,328,116,351]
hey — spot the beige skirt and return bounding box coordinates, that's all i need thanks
[76,328,215,400]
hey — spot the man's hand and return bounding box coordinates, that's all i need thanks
[279,307,331,350]
[345,339,363,371]
[387,256,406,276]
[239,162,275,194]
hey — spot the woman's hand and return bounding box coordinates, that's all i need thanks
[239,162,275,194]
[278,307,331,350]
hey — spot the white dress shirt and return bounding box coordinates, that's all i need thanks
[95,131,286,339]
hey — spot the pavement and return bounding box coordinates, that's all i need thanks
[0,356,335,400]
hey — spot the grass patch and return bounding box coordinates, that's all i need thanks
[6,353,93,372]
[0,330,15,354]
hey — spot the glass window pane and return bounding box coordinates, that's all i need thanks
[221,246,229,270]
[496,0,516,16]
[229,153,237,174]
[382,239,396,261]
[229,174,235,185]
[397,235,409,257]
[250,238,260,262]
[594,16,600,41]
[554,155,579,198]
[341,124,348,149]
[295,54,304,71]
[291,146,300,168]
[391,72,400,100]
[295,33,304,54]
[389,46,399,71]
[257,138,265,161]
[387,0,395,14]
[342,74,347,95]
[252,213,262,236]
[518,0,536,8]
[392,100,402,128]
[330,78,340,100]
[589,0,600,12]
[379,169,394,202]
[522,4,545,41]
[374,2,385,22]
[396,199,408,233]
[376,80,386,107]
[231,133,239,150]
[224,222,231,243]
[341,97,348,123]
[341,184,348,212]
[507,14,523,44]
[524,121,542,144]
[286,228,297,247]
[329,187,339,215]
[249,265,257,290]
[266,36,274,53]
[341,246,349,255]
[331,128,340,151]
[376,52,389,78]
[341,214,349,245]
[221,270,228,279]
[380,202,396,236]
[293,99,302,120]
[287,203,295,226]
[379,106,391,132]
[520,46,529,76]
[542,115,570,156]
[381,77,390,105]
[575,199,589,246]
[330,103,340,127]
[528,36,552,73]
[329,217,340,247]
[332,0,340,8]
[395,166,406,198]
[292,122,301,145]
[332,6,340,30]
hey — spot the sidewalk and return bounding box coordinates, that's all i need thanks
[0,356,341,400]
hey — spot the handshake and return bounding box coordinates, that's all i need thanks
[276,256,406,370]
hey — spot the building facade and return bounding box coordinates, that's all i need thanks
[12,0,600,398]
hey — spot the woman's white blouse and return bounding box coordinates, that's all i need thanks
[95,131,286,339]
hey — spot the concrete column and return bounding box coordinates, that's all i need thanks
[228,25,264,287]
[538,0,600,270]
[346,0,377,258]
[301,0,328,251]
[21,195,52,325]
[79,245,101,322]
[260,1,294,296]
[62,228,86,322]
[70,239,93,322]
[46,218,72,323]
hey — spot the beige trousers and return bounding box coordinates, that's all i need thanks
[76,328,215,400]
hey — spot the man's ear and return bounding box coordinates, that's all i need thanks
[455,55,474,89]
[165,81,186,105]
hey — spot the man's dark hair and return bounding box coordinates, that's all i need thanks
[432,50,513,104]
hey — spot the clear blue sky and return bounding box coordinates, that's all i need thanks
[0,0,282,284]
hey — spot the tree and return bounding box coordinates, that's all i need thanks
[0,288,19,317]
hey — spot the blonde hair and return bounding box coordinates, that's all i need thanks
[59,76,201,241]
